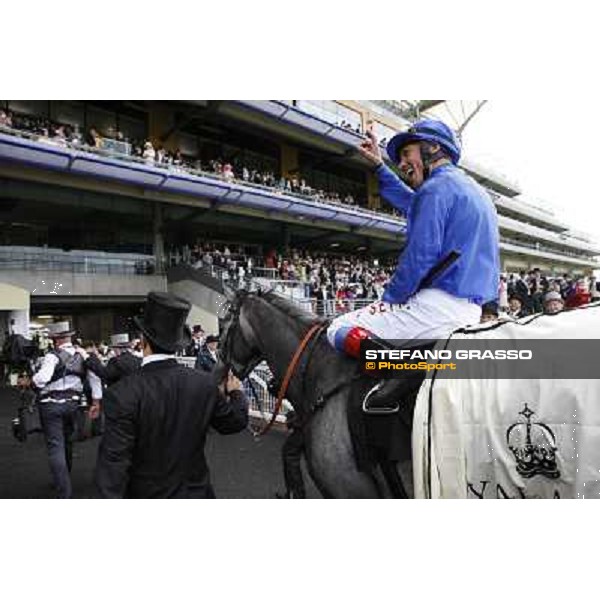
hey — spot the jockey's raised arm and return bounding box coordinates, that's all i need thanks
[374,163,415,216]
[359,127,415,215]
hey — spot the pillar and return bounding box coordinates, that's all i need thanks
[153,203,165,273]
[367,171,380,211]
[148,103,178,151]
[280,144,299,178]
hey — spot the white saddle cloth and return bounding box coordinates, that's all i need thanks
[412,303,600,499]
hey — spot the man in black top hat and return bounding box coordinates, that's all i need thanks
[95,291,249,498]
[83,333,142,387]
[480,301,499,323]
[195,334,219,373]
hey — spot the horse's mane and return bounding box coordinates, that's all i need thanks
[257,289,323,328]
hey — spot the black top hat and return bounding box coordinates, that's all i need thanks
[134,291,192,353]
[481,300,499,316]
[205,334,219,344]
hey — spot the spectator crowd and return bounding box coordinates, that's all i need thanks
[0,107,396,218]
[482,268,600,323]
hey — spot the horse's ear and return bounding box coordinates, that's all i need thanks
[222,284,236,303]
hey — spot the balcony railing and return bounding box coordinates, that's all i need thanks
[0,250,159,276]
[0,124,405,225]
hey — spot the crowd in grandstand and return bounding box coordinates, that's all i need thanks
[169,242,395,314]
[3,106,599,321]
[0,107,401,217]
[170,242,600,321]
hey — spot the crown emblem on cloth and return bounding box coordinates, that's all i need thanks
[506,404,560,480]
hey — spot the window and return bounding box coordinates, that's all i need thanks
[86,106,117,137]
[50,101,84,129]
[118,114,146,143]
[8,100,49,117]
[299,152,367,206]
[371,121,397,146]
[296,100,362,131]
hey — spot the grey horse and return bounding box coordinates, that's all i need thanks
[218,288,414,499]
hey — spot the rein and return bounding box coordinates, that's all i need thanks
[258,321,325,436]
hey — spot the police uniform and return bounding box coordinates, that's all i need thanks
[32,321,102,498]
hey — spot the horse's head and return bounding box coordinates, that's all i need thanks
[219,286,263,380]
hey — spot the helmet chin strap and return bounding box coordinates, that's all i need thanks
[419,141,447,179]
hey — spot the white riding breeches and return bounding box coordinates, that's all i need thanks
[327,288,482,347]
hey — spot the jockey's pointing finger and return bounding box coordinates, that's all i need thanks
[365,129,378,144]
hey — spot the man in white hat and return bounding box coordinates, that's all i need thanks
[83,332,141,387]
[543,290,565,315]
[23,320,102,498]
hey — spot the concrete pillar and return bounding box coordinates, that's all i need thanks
[280,144,299,178]
[153,203,165,273]
[281,224,291,253]
[366,171,380,211]
[9,309,30,336]
[148,103,178,151]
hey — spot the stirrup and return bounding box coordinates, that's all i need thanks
[362,381,400,415]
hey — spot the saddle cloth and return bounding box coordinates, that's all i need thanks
[412,303,600,499]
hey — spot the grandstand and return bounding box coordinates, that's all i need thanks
[0,100,598,343]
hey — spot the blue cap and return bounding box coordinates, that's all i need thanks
[386,119,461,165]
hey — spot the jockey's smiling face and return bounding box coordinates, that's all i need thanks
[398,142,428,189]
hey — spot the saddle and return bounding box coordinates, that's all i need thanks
[347,339,433,475]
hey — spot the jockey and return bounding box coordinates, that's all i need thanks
[327,119,500,413]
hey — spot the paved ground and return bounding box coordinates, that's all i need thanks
[0,385,320,499]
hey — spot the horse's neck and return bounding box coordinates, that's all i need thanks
[246,299,316,400]
[247,299,351,407]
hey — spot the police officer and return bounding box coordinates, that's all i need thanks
[26,321,102,498]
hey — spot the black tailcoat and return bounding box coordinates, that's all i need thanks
[95,359,248,498]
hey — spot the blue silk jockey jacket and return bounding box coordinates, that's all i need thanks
[376,162,500,306]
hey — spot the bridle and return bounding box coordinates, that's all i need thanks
[258,320,324,436]
[220,291,327,436]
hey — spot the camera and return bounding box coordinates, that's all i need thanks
[10,390,42,443]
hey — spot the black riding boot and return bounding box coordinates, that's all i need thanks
[362,374,425,415]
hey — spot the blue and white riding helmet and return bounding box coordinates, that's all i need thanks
[386,119,461,165]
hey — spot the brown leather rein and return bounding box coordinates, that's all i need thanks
[258,321,325,436]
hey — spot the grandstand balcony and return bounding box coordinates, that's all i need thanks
[489,189,568,233]
[498,214,600,256]
[215,100,368,156]
[459,157,522,199]
[0,128,406,240]
[499,237,599,269]
[220,101,525,199]
[0,247,167,302]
